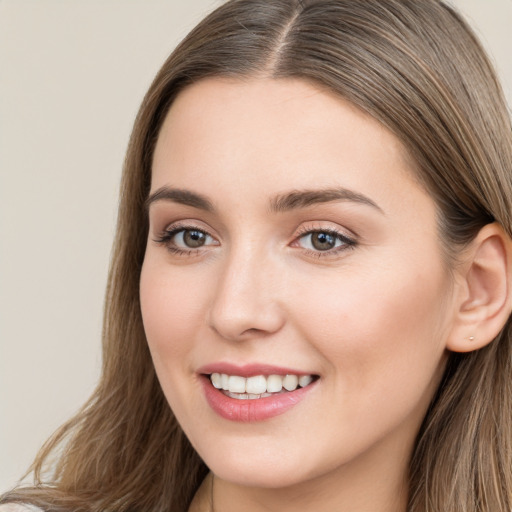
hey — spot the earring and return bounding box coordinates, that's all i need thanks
[468,336,475,342]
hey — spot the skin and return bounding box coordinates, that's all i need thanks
[140,77,462,512]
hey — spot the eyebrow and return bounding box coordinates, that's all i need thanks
[145,185,383,214]
[145,186,214,212]
[269,188,384,214]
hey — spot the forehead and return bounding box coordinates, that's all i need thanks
[151,77,428,216]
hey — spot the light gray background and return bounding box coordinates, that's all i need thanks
[1,0,511,492]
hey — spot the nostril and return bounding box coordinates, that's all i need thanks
[208,308,285,342]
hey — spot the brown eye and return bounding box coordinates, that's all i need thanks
[182,230,207,248]
[310,232,336,251]
[296,229,355,255]
[160,227,217,251]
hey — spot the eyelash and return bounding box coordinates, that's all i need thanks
[293,226,357,258]
[153,223,216,256]
[154,223,357,258]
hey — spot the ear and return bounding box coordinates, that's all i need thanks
[447,223,512,353]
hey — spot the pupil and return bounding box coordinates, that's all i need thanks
[184,230,205,248]
[312,232,335,251]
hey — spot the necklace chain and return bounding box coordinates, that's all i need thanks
[210,473,215,512]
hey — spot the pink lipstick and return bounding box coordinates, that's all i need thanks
[198,363,318,422]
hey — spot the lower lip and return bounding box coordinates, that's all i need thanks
[201,376,316,422]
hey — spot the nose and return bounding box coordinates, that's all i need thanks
[207,248,286,342]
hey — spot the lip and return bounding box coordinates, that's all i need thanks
[199,366,318,422]
[197,362,314,378]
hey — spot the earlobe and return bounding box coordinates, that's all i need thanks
[446,223,512,353]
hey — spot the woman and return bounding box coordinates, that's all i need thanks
[2,0,512,510]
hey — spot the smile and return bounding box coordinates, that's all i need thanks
[200,369,319,422]
[210,373,315,399]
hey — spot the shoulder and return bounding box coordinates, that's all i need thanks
[0,505,43,512]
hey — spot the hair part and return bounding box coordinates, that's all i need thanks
[2,1,512,511]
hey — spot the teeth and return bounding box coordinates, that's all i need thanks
[246,375,267,394]
[283,374,299,391]
[209,373,315,396]
[299,375,313,387]
[228,375,246,393]
[211,373,222,389]
[225,391,273,400]
[267,374,283,393]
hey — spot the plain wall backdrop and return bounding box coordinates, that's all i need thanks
[1,0,511,492]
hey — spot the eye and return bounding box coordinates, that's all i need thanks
[302,232,339,251]
[173,229,212,249]
[295,229,356,254]
[154,224,218,254]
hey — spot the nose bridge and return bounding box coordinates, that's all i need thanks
[208,240,285,341]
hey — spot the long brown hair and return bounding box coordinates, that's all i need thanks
[2,1,512,510]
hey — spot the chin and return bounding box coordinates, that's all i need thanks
[210,460,310,489]
[193,435,323,489]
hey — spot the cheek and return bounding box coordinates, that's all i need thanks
[140,259,207,366]
[279,260,452,467]
[289,258,451,400]
[139,258,215,426]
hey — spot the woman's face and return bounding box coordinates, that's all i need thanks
[140,77,457,489]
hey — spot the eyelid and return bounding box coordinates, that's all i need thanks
[294,221,357,242]
[152,219,357,259]
[153,221,219,255]
[291,223,358,257]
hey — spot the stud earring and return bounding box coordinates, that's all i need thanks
[468,336,475,342]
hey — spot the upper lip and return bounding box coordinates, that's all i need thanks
[197,362,317,378]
